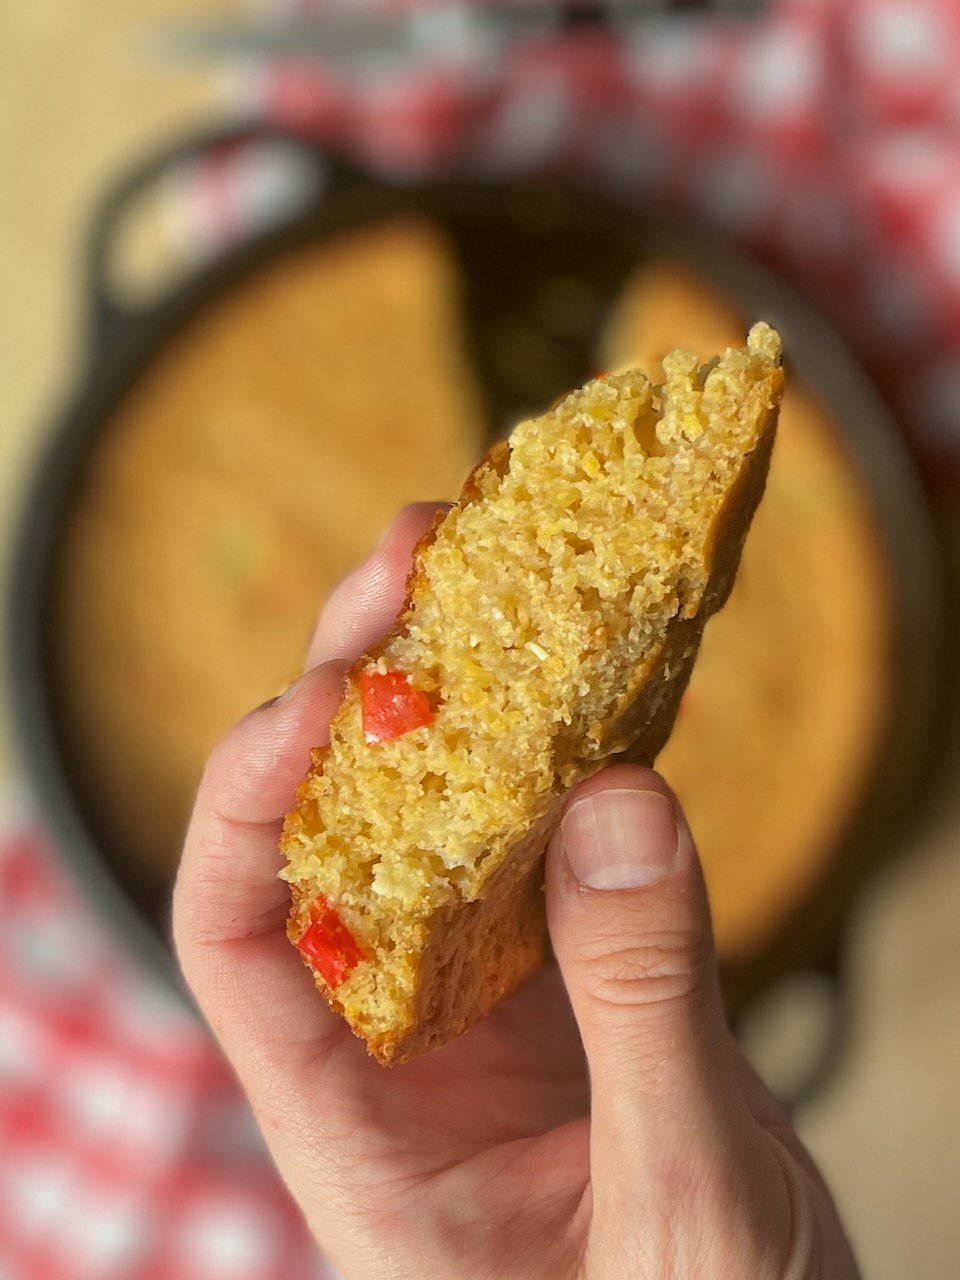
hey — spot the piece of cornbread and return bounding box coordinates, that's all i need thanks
[282,325,783,1063]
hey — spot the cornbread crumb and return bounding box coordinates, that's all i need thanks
[282,324,783,1062]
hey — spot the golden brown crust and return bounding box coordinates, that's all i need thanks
[370,829,550,1062]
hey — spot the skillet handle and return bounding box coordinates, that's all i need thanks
[84,121,328,356]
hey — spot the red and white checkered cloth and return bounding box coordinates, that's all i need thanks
[0,826,329,1280]
[244,0,960,483]
[3,1,960,1277]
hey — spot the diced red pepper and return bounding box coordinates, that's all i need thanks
[360,669,434,744]
[297,900,366,989]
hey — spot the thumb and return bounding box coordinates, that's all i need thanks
[545,764,758,1209]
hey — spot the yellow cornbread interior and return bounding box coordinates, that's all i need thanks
[282,323,782,1040]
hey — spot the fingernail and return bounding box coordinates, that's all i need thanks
[560,789,678,890]
[374,502,454,552]
[373,521,396,553]
[268,673,307,708]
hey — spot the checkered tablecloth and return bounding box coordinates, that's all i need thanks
[0,826,329,1279]
[3,2,960,1277]
[243,0,960,482]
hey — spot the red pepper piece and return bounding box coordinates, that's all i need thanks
[297,901,365,989]
[360,669,434,744]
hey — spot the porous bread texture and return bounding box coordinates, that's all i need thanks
[282,323,784,1062]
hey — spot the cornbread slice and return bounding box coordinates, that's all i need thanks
[282,324,784,1063]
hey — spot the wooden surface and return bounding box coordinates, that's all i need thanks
[0,0,240,798]
[1,5,959,1277]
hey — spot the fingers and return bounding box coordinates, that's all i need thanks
[545,765,768,1215]
[175,501,447,1074]
[547,769,857,1280]
[173,662,352,1069]
[306,501,447,668]
[176,662,350,947]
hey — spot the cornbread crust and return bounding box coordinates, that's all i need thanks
[283,329,783,1063]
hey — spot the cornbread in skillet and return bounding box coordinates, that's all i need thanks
[51,219,482,887]
[603,265,889,962]
[282,325,784,1063]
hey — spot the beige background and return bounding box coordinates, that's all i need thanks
[2,5,959,1278]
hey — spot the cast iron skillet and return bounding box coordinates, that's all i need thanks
[7,124,949,1092]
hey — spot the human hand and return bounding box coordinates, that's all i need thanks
[174,503,859,1280]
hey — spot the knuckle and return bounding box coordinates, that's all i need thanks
[576,926,713,1011]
